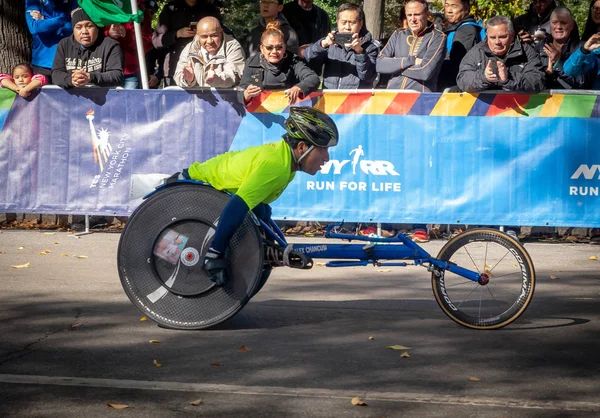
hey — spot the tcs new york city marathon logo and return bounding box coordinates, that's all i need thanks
[307,145,402,193]
[86,110,131,189]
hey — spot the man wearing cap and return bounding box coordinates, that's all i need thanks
[52,8,124,88]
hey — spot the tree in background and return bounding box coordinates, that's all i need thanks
[0,0,32,74]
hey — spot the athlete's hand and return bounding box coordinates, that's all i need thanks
[284,85,302,104]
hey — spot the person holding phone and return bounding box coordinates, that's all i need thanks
[303,3,378,89]
[513,0,557,45]
[238,21,319,105]
[457,15,545,92]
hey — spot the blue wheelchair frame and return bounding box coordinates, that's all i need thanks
[259,218,482,284]
[150,179,483,285]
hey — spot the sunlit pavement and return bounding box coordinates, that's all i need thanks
[0,230,599,417]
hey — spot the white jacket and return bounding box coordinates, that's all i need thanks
[174,34,245,88]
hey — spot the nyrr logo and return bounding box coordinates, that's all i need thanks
[320,144,400,176]
[570,164,600,180]
[569,164,599,196]
[307,145,402,193]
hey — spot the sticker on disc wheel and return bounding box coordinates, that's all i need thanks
[181,247,200,266]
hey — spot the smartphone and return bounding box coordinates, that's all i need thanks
[189,21,197,31]
[333,32,354,45]
[489,59,499,77]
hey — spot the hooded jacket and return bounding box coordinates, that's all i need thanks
[152,0,222,78]
[304,31,379,89]
[238,52,320,103]
[376,23,446,92]
[456,37,545,92]
[439,15,481,90]
[563,45,600,90]
[282,1,331,46]
[52,33,124,88]
[25,0,78,70]
[244,13,299,58]
[173,34,245,88]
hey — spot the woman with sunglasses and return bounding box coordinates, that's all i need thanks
[563,0,600,89]
[239,21,320,105]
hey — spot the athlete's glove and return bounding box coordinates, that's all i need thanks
[203,248,229,286]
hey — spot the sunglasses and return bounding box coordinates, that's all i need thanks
[262,44,285,52]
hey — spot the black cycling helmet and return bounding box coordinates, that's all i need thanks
[284,107,339,148]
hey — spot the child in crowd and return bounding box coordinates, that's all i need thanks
[0,63,47,97]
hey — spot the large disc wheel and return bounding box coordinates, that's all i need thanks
[118,183,263,330]
[432,228,536,330]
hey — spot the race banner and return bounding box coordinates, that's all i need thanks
[0,87,599,227]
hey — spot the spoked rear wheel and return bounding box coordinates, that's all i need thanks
[432,228,535,330]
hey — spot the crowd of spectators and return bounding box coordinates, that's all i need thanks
[2,0,600,100]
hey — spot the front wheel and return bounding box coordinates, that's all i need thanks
[432,228,535,330]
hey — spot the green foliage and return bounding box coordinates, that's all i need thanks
[562,0,590,33]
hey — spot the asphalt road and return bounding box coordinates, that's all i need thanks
[0,230,599,417]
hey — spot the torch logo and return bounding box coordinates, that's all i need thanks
[86,110,113,172]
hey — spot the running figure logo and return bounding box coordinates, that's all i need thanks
[349,145,364,175]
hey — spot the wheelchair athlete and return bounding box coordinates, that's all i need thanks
[184,107,339,286]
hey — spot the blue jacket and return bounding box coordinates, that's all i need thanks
[563,46,600,90]
[304,31,379,89]
[26,0,78,69]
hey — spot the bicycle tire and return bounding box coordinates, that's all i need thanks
[432,228,535,330]
[118,183,264,330]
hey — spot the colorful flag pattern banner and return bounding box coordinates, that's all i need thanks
[0,87,599,227]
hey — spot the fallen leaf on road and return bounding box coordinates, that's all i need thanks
[376,269,392,273]
[153,359,162,368]
[550,275,559,280]
[149,340,160,344]
[140,316,148,321]
[316,262,326,267]
[60,253,69,257]
[107,404,129,409]
[43,232,56,235]
[368,336,375,340]
[0,251,4,254]
[12,262,30,269]
[190,399,203,406]
[387,345,411,350]
[351,397,367,406]
[18,246,24,250]
[70,323,83,330]
[401,352,410,358]
[211,362,223,366]
[76,255,88,259]
[54,242,60,245]
[39,250,51,255]
[469,376,481,382]
[589,256,598,260]
[237,345,251,352]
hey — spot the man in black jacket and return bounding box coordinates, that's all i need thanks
[51,8,123,88]
[439,0,482,90]
[282,0,331,52]
[457,15,545,92]
[304,3,378,89]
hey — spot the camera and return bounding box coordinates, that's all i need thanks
[333,32,354,45]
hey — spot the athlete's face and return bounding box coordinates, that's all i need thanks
[301,145,330,175]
